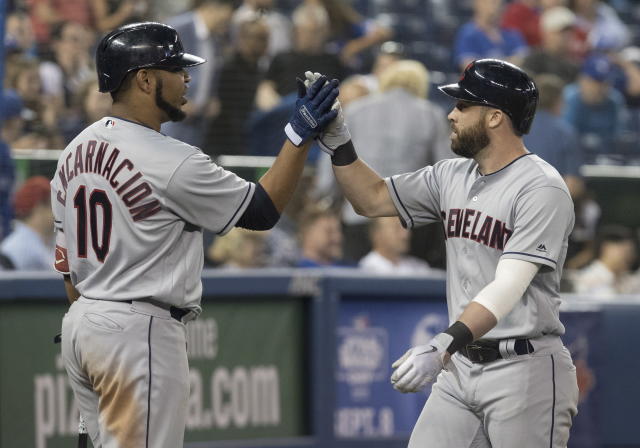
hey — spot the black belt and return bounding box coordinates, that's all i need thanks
[122,300,189,323]
[459,338,534,364]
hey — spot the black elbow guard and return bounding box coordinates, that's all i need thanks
[236,183,280,230]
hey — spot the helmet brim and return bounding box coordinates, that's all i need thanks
[176,52,206,67]
[438,83,483,103]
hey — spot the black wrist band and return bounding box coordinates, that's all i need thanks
[443,321,474,355]
[331,140,358,166]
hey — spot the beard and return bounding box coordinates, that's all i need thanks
[451,117,490,158]
[155,79,186,122]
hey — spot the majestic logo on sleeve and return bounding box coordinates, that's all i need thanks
[440,208,513,250]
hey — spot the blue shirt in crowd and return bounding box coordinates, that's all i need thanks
[562,83,626,153]
[453,22,528,69]
[0,140,14,241]
[524,110,583,177]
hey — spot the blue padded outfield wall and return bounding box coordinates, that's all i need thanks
[0,270,637,448]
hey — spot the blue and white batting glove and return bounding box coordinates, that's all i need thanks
[303,71,352,156]
[285,75,339,147]
[390,332,453,393]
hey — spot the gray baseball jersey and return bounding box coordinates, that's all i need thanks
[385,153,574,339]
[51,116,254,312]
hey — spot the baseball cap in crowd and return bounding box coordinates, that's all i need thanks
[541,6,576,32]
[13,176,51,219]
[0,90,23,123]
[581,54,615,82]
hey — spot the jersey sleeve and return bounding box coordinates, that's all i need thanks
[501,186,574,271]
[165,152,255,235]
[384,165,442,229]
[50,179,70,275]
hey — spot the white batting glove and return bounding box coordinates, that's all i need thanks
[390,332,453,393]
[304,71,352,156]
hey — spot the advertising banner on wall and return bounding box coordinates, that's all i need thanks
[0,297,306,448]
[334,297,603,446]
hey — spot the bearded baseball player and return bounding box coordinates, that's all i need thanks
[51,22,338,447]
[308,59,579,447]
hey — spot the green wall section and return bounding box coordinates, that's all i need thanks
[0,297,306,448]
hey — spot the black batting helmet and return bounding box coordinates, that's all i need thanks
[438,59,538,135]
[96,22,205,93]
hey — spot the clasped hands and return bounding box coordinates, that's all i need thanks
[285,71,351,155]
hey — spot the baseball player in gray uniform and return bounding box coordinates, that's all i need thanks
[51,22,338,447]
[307,59,579,447]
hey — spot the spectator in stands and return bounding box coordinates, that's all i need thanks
[0,90,26,148]
[80,79,112,125]
[311,0,392,70]
[525,74,602,271]
[522,6,581,84]
[337,75,370,108]
[359,217,439,276]
[0,92,17,242]
[25,0,93,45]
[62,79,112,139]
[562,53,627,157]
[232,0,292,67]
[360,40,405,93]
[207,17,270,156]
[263,171,315,267]
[572,225,636,297]
[6,10,38,58]
[206,228,267,269]
[564,174,601,270]
[501,0,543,47]
[570,0,630,56]
[296,205,346,268]
[255,2,347,111]
[525,74,583,178]
[5,55,64,149]
[610,47,640,132]
[163,0,236,147]
[0,176,54,270]
[316,60,450,262]
[89,0,149,32]
[39,21,95,142]
[453,0,529,71]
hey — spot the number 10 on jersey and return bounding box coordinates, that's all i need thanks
[73,186,112,262]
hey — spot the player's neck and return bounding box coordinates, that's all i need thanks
[475,139,528,176]
[111,103,162,132]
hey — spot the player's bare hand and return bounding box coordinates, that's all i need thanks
[303,71,352,156]
[284,75,339,147]
[390,333,453,393]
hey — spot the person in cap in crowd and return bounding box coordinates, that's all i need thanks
[522,6,581,84]
[0,176,54,270]
[562,53,627,156]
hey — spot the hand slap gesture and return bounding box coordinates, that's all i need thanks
[285,75,339,146]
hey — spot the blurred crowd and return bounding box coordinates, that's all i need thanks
[1,0,639,298]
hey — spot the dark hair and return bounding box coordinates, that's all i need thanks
[595,225,636,258]
[535,74,566,111]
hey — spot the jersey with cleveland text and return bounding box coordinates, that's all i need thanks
[385,153,574,339]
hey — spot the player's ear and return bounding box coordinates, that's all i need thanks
[134,69,154,95]
[486,108,504,130]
